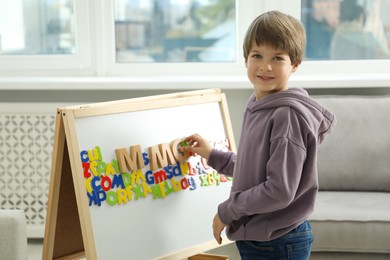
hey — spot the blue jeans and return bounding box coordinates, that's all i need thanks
[235,221,313,260]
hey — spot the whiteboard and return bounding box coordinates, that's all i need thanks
[66,92,235,260]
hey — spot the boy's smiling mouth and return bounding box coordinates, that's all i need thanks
[258,75,275,81]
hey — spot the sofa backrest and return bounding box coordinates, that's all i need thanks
[314,95,390,192]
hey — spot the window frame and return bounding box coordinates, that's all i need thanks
[0,0,93,76]
[0,0,389,89]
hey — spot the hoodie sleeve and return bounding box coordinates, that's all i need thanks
[207,149,236,177]
[218,137,307,224]
[217,106,313,225]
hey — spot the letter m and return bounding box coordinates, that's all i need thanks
[115,145,145,173]
[148,143,176,171]
[153,170,167,184]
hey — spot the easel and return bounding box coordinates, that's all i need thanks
[42,89,234,259]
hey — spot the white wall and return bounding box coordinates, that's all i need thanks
[1,87,390,141]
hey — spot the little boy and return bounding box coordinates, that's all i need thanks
[182,10,336,259]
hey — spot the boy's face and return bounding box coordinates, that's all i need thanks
[246,43,299,100]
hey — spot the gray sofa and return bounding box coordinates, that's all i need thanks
[309,95,390,259]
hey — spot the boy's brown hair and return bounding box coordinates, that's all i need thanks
[243,10,306,65]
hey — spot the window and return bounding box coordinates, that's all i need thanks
[114,0,236,63]
[0,0,90,73]
[0,0,389,86]
[103,0,251,77]
[302,0,390,60]
[0,0,75,55]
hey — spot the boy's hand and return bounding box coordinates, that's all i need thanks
[180,134,213,160]
[212,213,226,244]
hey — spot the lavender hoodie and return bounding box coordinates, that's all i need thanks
[208,88,336,242]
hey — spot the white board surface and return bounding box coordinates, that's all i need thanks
[73,101,233,260]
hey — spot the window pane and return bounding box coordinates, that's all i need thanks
[302,0,390,60]
[114,0,236,63]
[0,0,75,55]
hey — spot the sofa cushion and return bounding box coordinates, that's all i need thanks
[314,96,390,191]
[0,210,28,260]
[309,191,390,254]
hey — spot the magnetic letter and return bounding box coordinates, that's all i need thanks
[116,145,145,173]
[170,138,189,163]
[106,190,117,206]
[132,184,144,200]
[171,178,181,192]
[82,162,91,178]
[88,146,102,162]
[199,174,209,186]
[180,178,189,190]
[153,170,167,184]
[91,176,101,191]
[112,174,125,189]
[100,175,112,191]
[207,172,216,186]
[148,143,176,171]
[117,189,128,205]
[80,150,89,162]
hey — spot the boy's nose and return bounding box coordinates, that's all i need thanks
[260,61,272,71]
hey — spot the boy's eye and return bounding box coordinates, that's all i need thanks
[273,56,284,61]
[251,54,261,59]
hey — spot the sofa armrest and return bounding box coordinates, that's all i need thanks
[0,210,28,260]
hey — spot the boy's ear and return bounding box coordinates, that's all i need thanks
[292,63,299,72]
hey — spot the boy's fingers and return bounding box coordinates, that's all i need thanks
[178,146,197,157]
[213,231,222,244]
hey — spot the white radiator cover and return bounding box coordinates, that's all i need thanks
[0,103,76,238]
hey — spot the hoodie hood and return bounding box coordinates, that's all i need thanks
[247,88,336,143]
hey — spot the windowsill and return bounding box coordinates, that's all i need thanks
[0,73,389,90]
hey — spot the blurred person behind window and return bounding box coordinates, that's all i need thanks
[330,0,389,59]
[303,0,341,60]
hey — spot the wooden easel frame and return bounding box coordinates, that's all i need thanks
[42,89,235,259]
